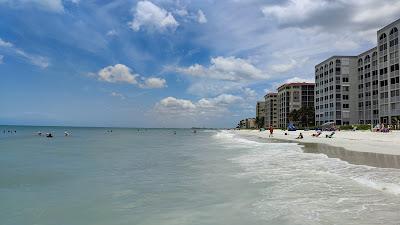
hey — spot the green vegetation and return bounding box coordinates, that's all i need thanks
[338,125,353,130]
[288,106,315,129]
[255,116,264,129]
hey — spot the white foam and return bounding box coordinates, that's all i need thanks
[353,177,400,195]
[226,131,400,223]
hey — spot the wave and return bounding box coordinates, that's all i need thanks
[212,130,400,223]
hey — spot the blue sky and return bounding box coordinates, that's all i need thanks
[1,0,400,128]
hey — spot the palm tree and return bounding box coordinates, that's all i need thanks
[255,117,265,129]
[288,107,315,128]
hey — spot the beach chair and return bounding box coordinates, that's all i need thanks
[326,132,335,138]
[312,132,322,137]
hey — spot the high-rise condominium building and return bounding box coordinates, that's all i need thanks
[316,18,400,127]
[277,83,315,128]
[264,93,278,128]
[377,19,400,125]
[315,56,358,126]
[357,47,379,125]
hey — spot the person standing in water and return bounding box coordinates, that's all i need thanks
[269,126,274,137]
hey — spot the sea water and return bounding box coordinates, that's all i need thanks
[1,126,400,225]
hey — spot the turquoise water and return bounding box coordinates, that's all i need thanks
[1,126,400,225]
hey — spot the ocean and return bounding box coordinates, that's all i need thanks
[1,126,400,225]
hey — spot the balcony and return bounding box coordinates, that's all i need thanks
[391,96,400,102]
[380,109,388,115]
[390,83,400,90]
[381,98,389,104]
[380,74,388,80]
[390,71,400,78]
[380,86,389,92]
[390,109,400,115]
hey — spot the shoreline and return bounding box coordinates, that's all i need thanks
[233,129,400,168]
[234,129,400,155]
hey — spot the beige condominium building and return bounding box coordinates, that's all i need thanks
[256,101,266,128]
[238,118,257,129]
[315,56,358,126]
[264,93,278,128]
[377,19,400,125]
[357,47,379,125]
[277,83,315,128]
[245,118,256,129]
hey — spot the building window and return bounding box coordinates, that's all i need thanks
[390,27,398,36]
[390,64,399,72]
[390,77,400,84]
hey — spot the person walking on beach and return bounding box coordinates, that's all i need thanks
[269,126,274,137]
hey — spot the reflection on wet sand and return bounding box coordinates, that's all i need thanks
[302,143,400,169]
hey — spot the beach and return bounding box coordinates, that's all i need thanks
[235,129,400,156]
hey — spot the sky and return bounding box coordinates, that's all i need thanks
[1,0,400,128]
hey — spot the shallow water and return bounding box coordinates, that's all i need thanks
[1,126,400,225]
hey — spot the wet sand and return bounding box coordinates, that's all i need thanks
[301,143,400,169]
[234,129,400,169]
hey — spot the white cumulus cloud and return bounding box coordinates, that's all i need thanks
[270,57,309,73]
[197,10,207,24]
[96,64,167,89]
[129,0,179,32]
[283,76,314,84]
[140,77,167,89]
[98,64,139,84]
[154,94,244,117]
[176,56,268,82]
[0,38,13,47]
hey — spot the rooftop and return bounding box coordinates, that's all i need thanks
[264,92,278,97]
[277,82,315,91]
[315,56,357,67]
[358,46,377,57]
[377,18,400,33]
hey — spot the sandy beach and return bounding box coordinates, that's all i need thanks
[234,129,400,156]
